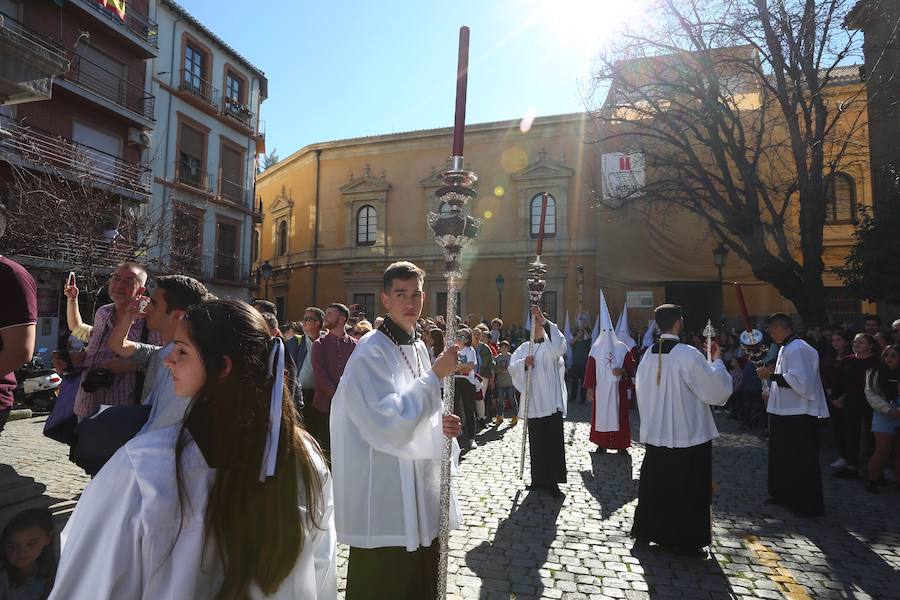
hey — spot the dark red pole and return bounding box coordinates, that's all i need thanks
[536,192,548,256]
[734,282,753,333]
[451,26,470,157]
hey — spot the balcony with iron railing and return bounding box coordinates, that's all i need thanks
[0,113,151,198]
[218,174,245,205]
[175,160,215,193]
[0,10,70,103]
[10,231,140,270]
[178,69,219,107]
[222,96,252,129]
[63,52,155,122]
[70,0,158,53]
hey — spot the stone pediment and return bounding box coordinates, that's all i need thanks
[269,185,293,213]
[340,165,391,195]
[511,150,575,181]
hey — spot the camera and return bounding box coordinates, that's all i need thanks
[81,368,115,392]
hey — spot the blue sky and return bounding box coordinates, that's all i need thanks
[178,0,637,160]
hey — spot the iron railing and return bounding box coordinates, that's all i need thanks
[178,69,219,107]
[74,0,158,48]
[65,52,155,120]
[0,10,69,69]
[222,96,252,128]
[175,160,215,193]
[0,113,151,197]
[218,174,245,204]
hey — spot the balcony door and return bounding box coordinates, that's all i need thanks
[215,221,239,281]
[75,44,126,104]
[183,44,205,94]
[72,121,122,182]
[220,145,243,203]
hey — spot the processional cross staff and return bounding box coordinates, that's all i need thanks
[427,25,481,600]
[519,192,549,479]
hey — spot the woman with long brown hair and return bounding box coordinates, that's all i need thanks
[50,299,336,599]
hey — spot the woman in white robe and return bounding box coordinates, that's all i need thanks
[50,299,337,599]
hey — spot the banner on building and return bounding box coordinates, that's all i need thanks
[601,152,645,201]
[99,0,126,20]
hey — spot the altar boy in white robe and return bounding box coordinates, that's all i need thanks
[756,313,828,517]
[330,261,463,600]
[632,304,732,557]
[510,306,569,499]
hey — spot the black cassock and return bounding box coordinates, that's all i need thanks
[528,411,567,485]
[631,441,712,549]
[768,414,825,517]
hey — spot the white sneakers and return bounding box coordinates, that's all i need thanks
[830,457,849,469]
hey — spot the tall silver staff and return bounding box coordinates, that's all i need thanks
[519,192,549,479]
[426,25,480,600]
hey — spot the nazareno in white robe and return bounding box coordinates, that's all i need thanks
[329,329,461,552]
[49,425,337,600]
[509,321,568,420]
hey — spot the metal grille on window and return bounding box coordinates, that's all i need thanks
[825,173,856,224]
[353,293,376,321]
[530,193,557,237]
[357,205,377,245]
[540,291,557,323]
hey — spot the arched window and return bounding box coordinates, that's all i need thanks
[277,220,288,256]
[357,205,377,246]
[439,201,453,215]
[530,193,556,237]
[825,173,856,224]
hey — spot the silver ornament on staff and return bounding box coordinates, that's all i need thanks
[426,24,480,600]
[734,283,770,393]
[702,319,715,363]
[519,192,550,480]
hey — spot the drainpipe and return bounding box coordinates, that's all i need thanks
[160,16,180,264]
[312,148,322,305]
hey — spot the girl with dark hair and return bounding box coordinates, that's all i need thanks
[1,508,55,599]
[50,299,336,599]
[426,328,445,365]
[864,344,900,493]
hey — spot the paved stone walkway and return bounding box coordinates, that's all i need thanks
[2,402,899,599]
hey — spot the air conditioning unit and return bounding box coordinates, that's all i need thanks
[127,128,151,148]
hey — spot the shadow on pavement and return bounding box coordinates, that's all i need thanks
[580,450,637,521]
[465,489,564,600]
[632,544,739,599]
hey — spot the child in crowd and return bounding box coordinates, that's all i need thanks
[492,341,518,426]
[1,507,56,600]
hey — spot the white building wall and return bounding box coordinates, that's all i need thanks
[148,1,264,299]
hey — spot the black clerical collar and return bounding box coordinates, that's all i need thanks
[533,337,546,344]
[781,334,797,346]
[651,336,680,354]
[379,315,418,345]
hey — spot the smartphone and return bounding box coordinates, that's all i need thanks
[67,272,75,286]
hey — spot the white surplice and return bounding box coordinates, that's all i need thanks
[329,330,461,552]
[509,321,568,419]
[50,426,336,600]
[767,337,829,417]
[634,335,732,448]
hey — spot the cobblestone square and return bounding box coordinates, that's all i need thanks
[2,402,899,599]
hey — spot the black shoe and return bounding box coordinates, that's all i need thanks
[865,480,880,494]
[832,467,859,479]
[545,483,565,499]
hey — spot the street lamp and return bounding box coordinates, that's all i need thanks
[260,260,273,300]
[712,243,729,326]
[495,274,505,318]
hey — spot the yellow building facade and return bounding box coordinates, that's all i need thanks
[254,104,871,332]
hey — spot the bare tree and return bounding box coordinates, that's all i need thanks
[588,0,889,323]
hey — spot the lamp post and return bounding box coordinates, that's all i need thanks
[712,243,729,326]
[260,260,273,300]
[495,274,504,318]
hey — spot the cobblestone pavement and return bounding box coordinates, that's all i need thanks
[2,402,899,599]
